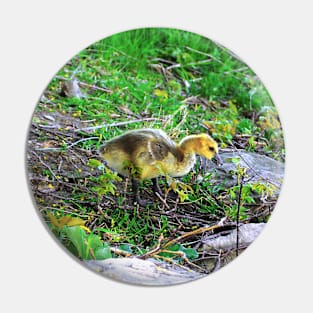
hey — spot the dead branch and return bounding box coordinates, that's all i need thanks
[110,247,132,257]
[78,81,113,94]
[154,254,193,272]
[162,224,221,249]
[155,192,170,210]
[31,151,59,181]
[185,46,223,64]
[236,175,244,256]
[75,117,161,132]
[159,249,206,272]
[138,234,164,259]
[35,137,99,151]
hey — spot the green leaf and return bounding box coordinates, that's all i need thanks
[159,244,198,260]
[177,189,189,202]
[94,244,112,260]
[229,188,236,200]
[88,159,102,168]
[181,246,198,260]
[237,118,254,134]
[225,157,241,164]
[154,89,168,100]
[64,226,112,260]
[118,243,133,253]
[64,226,88,258]
[245,196,255,204]
[87,233,103,251]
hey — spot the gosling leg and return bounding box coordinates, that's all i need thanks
[131,178,150,207]
[152,177,177,200]
[152,177,163,196]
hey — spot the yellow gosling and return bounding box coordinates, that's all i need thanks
[99,128,221,206]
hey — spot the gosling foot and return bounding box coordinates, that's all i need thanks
[152,178,179,201]
[166,190,179,201]
[152,178,163,196]
[131,178,153,207]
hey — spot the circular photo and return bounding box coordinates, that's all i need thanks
[26,28,285,286]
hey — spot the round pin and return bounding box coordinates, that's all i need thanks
[26,28,285,286]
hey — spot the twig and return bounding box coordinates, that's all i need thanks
[109,247,132,257]
[31,151,59,181]
[55,75,112,94]
[162,224,221,249]
[170,196,180,214]
[29,175,84,191]
[166,59,212,71]
[41,206,92,218]
[37,124,58,129]
[159,249,206,272]
[224,66,249,75]
[75,117,160,132]
[150,57,176,65]
[138,234,164,259]
[58,158,63,172]
[166,63,181,70]
[212,250,222,272]
[78,81,113,94]
[154,254,193,272]
[70,65,82,79]
[236,175,244,257]
[37,190,96,205]
[185,46,223,64]
[155,192,170,210]
[35,137,99,151]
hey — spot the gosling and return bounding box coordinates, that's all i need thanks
[99,128,221,206]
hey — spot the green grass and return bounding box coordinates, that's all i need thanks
[30,27,285,265]
[42,28,283,153]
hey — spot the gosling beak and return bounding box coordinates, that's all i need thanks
[214,153,223,166]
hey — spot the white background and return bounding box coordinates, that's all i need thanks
[1,1,312,312]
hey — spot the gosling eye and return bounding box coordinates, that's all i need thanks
[208,146,215,152]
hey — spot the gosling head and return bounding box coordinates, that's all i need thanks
[179,133,222,164]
